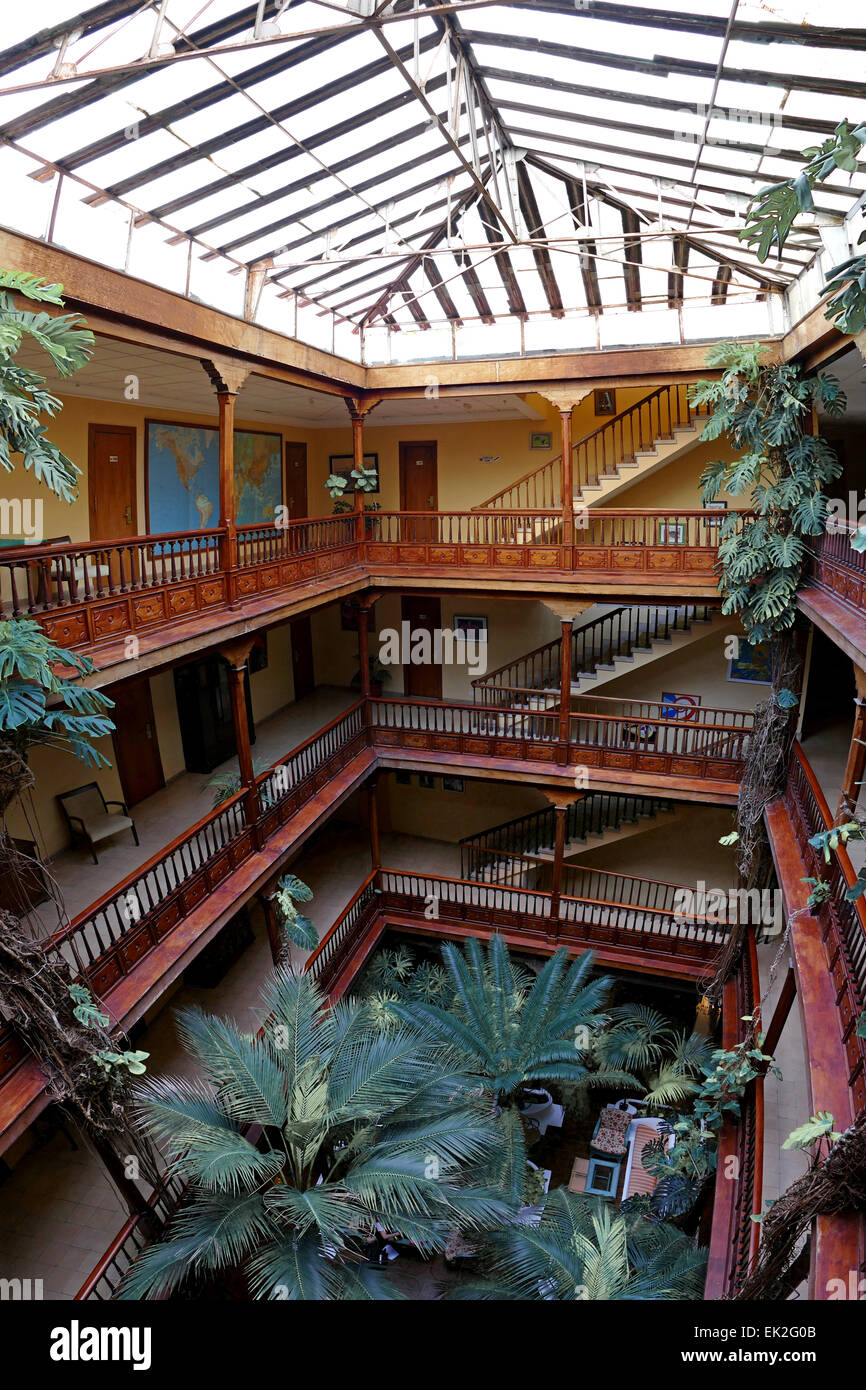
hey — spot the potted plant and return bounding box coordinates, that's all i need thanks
[351,656,392,698]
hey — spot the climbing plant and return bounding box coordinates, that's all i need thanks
[739,120,866,337]
[0,272,160,1206]
[689,341,845,645]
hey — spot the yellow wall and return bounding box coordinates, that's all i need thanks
[379,770,547,842]
[600,628,767,715]
[306,388,652,515]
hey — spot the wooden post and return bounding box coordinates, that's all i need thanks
[364,774,381,870]
[549,804,567,927]
[201,358,251,603]
[762,965,797,1058]
[345,395,381,545]
[560,408,574,546]
[540,390,591,554]
[559,617,573,753]
[260,887,283,965]
[219,636,258,833]
[357,601,371,699]
[838,670,866,818]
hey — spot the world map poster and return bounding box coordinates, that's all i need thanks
[146,421,282,533]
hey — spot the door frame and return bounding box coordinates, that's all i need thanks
[88,423,138,540]
[284,440,308,520]
[399,440,438,512]
[111,675,165,806]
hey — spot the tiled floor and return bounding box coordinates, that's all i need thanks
[0,824,461,1300]
[26,686,357,933]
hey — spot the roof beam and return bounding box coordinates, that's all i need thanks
[462,28,866,98]
[515,160,564,317]
[505,2,866,50]
[0,1,142,79]
[372,27,519,243]
[668,235,688,309]
[711,262,733,305]
[621,208,642,311]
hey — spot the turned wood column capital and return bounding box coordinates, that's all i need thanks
[200,357,253,398]
[540,388,593,414]
[542,600,592,623]
[218,635,257,670]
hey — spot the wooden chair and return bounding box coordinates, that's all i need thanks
[57,783,139,863]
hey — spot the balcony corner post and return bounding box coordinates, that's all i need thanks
[201,358,252,609]
[345,395,382,553]
[218,636,260,837]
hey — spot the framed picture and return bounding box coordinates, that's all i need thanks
[529,430,552,450]
[728,639,772,685]
[394,770,412,786]
[145,421,282,531]
[704,500,728,510]
[661,691,701,722]
[454,615,488,643]
[418,773,436,790]
[594,388,616,415]
[656,521,685,545]
[328,453,379,493]
[442,776,464,793]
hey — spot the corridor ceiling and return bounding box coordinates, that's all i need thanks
[0,1,864,343]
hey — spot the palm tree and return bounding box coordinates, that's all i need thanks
[118,968,507,1300]
[393,936,636,1200]
[449,1187,707,1300]
[595,1003,714,1109]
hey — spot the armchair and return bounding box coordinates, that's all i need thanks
[58,783,139,863]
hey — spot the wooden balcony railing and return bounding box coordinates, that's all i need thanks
[1,508,732,657]
[0,690,754,1117]
[306,865,730,998]
[804,517,866,618]
[704,930,763,1299]
[74,1172,185,1301]
[784,742,866,1112]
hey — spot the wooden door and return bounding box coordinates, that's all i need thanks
[399,441,438,541]
[111,678,165,806]
[284,441,308,520]
[291,616,315,700]
[88,425,137,541]
[401,595,442,700]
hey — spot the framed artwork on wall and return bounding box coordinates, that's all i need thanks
[661,691,701,721]
[594,388,616,415]
[442,776,465,793]
[454,615,488,643]
[656,521,686,545]
[249,633,268,673]
[328,453,379,493]
[145,421,282,531]
[529,430,552,450]
[728,640,772,684]
[418,773,436,789]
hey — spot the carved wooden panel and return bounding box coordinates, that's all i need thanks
[461,547,490,565]
[647,550,680,571]
[260,565,281,590]
[132,594,165,627]
[91,602,130,638]
[155,902,182,938]
[234,573,258,596]
[396,546,426,563]
[610,549,644,570]
[493,548,522,566]
[429,547,457,565]
[528,549,560,567]
[199,577,226,606]
[573,550,607,569]
[166,586,196,614]
[119,928,152,971]
[432,736,461,752]
[42,611,89,647]
[89,958,123,994]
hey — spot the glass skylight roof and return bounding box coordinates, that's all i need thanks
[0,0,862,360]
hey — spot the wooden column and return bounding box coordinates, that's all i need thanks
[260,886,283,965]
[549,805,567,926]
[201,358,251,601]
[345,395,382,545]
[357,602,371,699]
[838,667,866,818]
[762,965,796,1058]
[560,408,574,545]
[541,389,592,550]
[364,774,381,870]
[542,600,589,762]
[219,636,258,833]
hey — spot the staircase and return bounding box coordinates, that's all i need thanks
[460,793,686,884]
[473,602,725,709]
[474,383,710,512]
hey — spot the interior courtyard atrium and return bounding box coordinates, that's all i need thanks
[1,0,866,1335]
